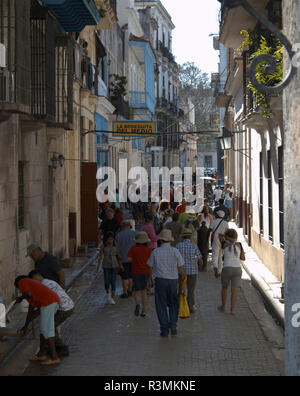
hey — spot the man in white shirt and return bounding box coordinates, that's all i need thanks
[209,211,229,277]
[213,186,223,205]
[29,270,74,355]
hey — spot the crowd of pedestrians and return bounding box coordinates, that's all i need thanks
[96,182,246,338]
[10,182,244,365]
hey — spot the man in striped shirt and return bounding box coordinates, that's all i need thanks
[176,229,203,313]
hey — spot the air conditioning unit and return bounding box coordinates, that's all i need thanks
[0,70,10,102]
[0,43,6,68]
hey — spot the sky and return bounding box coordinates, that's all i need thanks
[161,0,221,75]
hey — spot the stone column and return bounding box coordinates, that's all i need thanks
[283,0,300,376]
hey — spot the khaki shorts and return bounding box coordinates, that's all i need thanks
[221,267,242,288]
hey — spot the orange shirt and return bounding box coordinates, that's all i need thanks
[19,278,60,308]
[128,245,152,275]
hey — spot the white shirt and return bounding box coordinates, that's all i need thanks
[199,214,211,229]
[225,187,234,201]
[42,279,74,312]
[223,244,242,268]
[210,218,229,246]
[214,189,223,201]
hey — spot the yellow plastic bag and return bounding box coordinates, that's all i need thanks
[179,277,190,319]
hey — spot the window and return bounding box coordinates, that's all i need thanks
[18,161,25,229]
[204,156,213,169]
[278,146,284,249]
[267,150,273,242]
[259,152,264,235]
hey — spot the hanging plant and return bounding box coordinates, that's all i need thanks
[239,30,283,118]
[110,74,127,98]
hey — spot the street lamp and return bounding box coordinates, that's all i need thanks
[218,127,251,158]
[218,128,233,150]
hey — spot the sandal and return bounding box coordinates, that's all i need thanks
[28,355,47,362]
[41,358,61,365]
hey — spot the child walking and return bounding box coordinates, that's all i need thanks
[217,229,245,315]
[127,232,152,317]
[97,232,124,304]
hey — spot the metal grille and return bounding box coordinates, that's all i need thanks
[0,0,31,106]
[55,35,74,128]
[30,3,56,121]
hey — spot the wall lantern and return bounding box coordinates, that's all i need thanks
[50,154,87,169]
[218,128,234,150]
[218,127,251,158]
[50,154,65,169]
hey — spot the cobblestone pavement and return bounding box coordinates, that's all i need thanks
[23,259,283,377]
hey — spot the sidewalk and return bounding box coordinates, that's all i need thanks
[0,248,99,370]
[231,222,285,328]
[23,256,284,376]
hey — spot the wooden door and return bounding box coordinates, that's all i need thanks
[81,162,98,245]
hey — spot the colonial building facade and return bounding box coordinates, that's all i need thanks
[217,0,285,282]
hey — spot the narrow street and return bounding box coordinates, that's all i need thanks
[23,261,284,377]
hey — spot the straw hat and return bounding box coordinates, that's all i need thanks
[181,228,193,237]
[135,232,151,244]
[158,229,174,242]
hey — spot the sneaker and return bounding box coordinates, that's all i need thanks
[171,329,177,336]
[110,296,116,305]
[106,292,112,304]
[160,333,169,338]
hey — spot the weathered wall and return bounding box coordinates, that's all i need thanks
[0,115,21,303]
[0,115,67,304]
[283,0,300,377]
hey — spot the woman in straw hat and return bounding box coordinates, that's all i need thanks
[127,232,153,317]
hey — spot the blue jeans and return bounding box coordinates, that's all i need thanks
[155,278,179,335]
[103,268,119,292]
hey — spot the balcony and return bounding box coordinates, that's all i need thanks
[96,76,108,97]
[129,91,155,115]
[41,0,101,32]
[158,41,175,63]
[213,75,232,108]
[219,0,269,49]
[129,37,156,116]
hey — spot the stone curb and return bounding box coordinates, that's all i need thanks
[0,250,99,368]
[241,260,285,329]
